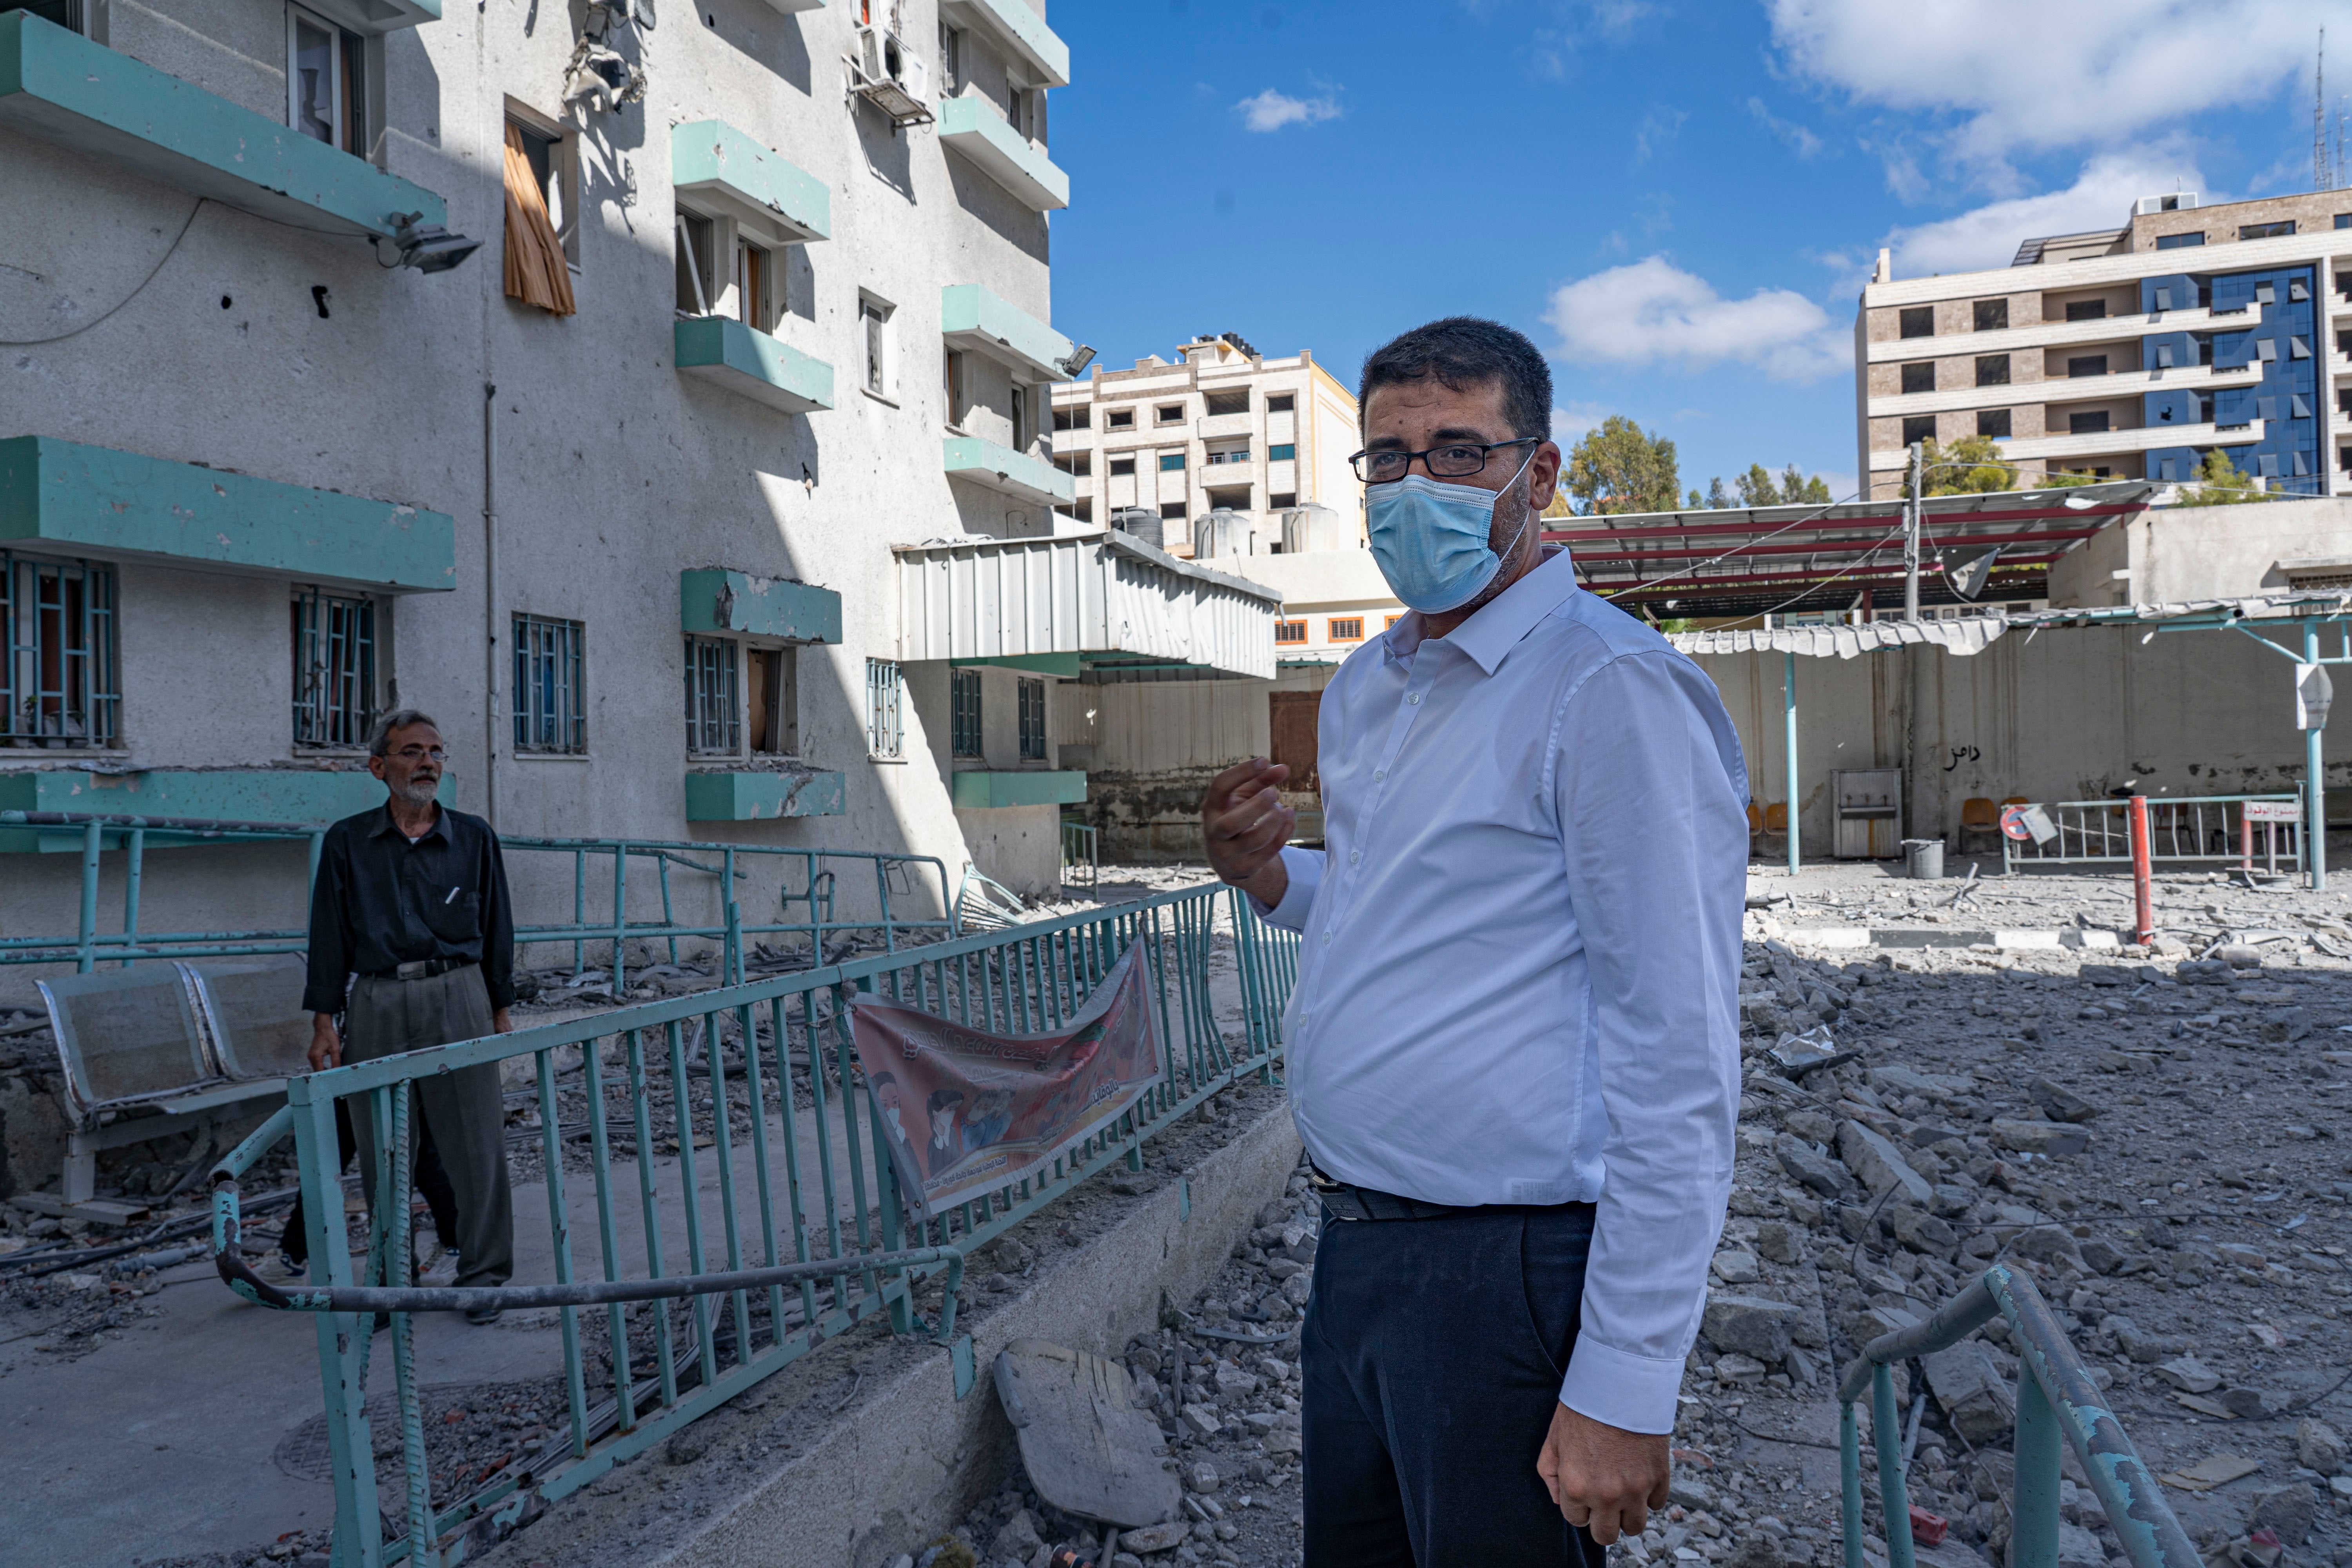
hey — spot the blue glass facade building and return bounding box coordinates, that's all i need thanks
[2139,263,2322,492]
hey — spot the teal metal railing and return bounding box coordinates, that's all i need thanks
[207,882,1298,1568]
[0,812,953,987]
[1060,819,1098,890]
[1838,1262,2195,1567]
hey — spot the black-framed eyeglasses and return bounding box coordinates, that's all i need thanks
[1350,436,1539,485]
[392,746,446,762]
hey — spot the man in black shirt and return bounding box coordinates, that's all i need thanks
[303,708,518,1320]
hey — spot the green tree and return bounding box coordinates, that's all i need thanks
[1903,436,2017,497]
[2175,448,2265,506]
[1705,475,1731,509]
[1563,416,1681,515]
[1734,463,1781,508]
[1779,465,1833,504]
[1687,488,1703,509]
[2033,468,2100,490]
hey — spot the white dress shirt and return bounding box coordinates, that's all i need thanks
[1254,546,1749,1435]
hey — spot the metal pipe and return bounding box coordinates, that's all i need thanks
[2128,795,2153,943]
[1870,1363,1917,1568]
[1903,442,1924,621]
[2308,619,2328,892]
[484,381,501,831]
[77,818,101,973]
[1784,648,1800,875]
[122,826,144,971]
[2012,1364,2061,1567]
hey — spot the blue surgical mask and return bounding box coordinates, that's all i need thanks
[1365,447,1538,613]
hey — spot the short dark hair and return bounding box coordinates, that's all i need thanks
[368,708,440,757]
[927,1089,965,1114]
[1359,317,1553,443]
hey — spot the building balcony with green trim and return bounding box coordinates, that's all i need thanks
[675,316,836,415]
[951,770,1086,810]
[940,0,1070,88]
[684,769,846,821]
[0,768,430,852]
[0,435,455,593]
[942,284,1071,384]
[943,434,1074,508]
[671,119,830,247]
[0,9,448,243]
[938,94,1069,212]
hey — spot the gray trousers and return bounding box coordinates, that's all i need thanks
[345,964,513,1289]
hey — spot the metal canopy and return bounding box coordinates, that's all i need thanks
[893,528,1283,680]
[1544,481,2158,615]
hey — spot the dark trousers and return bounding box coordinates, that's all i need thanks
[279,1098,459,1268]
[1301,1202,1606,1568]
[344,964,514,1289]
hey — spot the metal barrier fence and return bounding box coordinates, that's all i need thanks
[1838,1263,2194,1568]
[0,811,952,987]
[207,881,1299,1568]
[1060,820,1099,891]
[2001,793,2304,875]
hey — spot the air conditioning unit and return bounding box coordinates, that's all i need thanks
[852,26,933,127]
[2136,193,2200,215]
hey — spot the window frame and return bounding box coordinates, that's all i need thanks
[943,347,969,427]
[1899,415,1936,448]
[287,4,377,162]
[866,657,905,760]
[1971,298,2008,332]
[1155,403,1185,425]
[2156,232,2205,250]
[1975,354,2010,388]
[1975,408,2013,439]
[683,633,742,758]
[1327,616,1365,643]
[290,584,378,751]
[860,291,897,401]
[1899,361,1935,394]
[1268,443,1297,461]
[506,100,579,267]
[1107,456,1136,477]
[2239,220,2296,241]
[1,551,121,751]
[1897,307,1933,340]
[1158,451,1187,472]
[1273,620,1307,645]
[512,612,588,756]
[1266,393,1296,414]
[950,668,984,759]
[1105,407,1136,431]
[1016,677,1047,761]
[744,642,798,759]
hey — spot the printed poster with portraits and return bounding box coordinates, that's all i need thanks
[849,946,1164,1220]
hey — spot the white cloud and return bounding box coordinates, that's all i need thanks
[1234,89,1342,132]
[1768,0,2348,180]
[1550,402,1613,441]
[1745,96,1823,158]
[1633,105,1689,163]
[1886,149,2210,275]
[1544,256,1847,383]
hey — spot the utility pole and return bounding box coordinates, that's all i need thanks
[1903,442,1924,621]
[2321,27,2332,192]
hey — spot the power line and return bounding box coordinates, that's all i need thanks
[0,198,205,347]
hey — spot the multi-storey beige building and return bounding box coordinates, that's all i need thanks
[1855,190,2352,501]
[1047,332,1362,556]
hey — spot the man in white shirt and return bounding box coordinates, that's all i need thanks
[1201,318,1748,1563]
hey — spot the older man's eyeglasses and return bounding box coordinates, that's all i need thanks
[391,745,446,763]
[1350,436,1539,485]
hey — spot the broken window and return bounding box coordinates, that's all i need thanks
[1053,405,1089,432]
[289,4,370,158]
[684,635,740,756]
[2,552,119,750]
[867,658,904,759]
[1012,385,1032,449]
[862,295,894,397]
[943,348,969,426]
[512,613,586,754]
[951,668,983,759]
[502,120,575,315]
[1018,678,1047,760]
[746,645,797,756]
[506,106,577,265]
[291,586,376,749]
[675,212,716,316]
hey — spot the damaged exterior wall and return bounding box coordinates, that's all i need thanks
[0,0,1073,1000]
[1692,622,2342,854]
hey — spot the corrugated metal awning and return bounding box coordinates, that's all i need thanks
[1670,619,2007,659]
[893,529,1283,679]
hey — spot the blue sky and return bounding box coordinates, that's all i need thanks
[1047,0,2352,504]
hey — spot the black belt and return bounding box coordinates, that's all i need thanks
[1308,1163,1595,1223]
[368,957,475,982]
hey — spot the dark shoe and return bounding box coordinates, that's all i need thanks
[464,1303,502,1326]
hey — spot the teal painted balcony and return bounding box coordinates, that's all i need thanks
[943,434,1074,508]
[0,768,429,852]
[0,436,454,593]
[951,770,1085,809]
[0,11,447,243]
[938,95,1068,212]
[680,568,842,643]
[671,119,829,246]
[684,770,846,821]
[940,0,1070,88]
[942,284,1071,383]
[675,316,835,415]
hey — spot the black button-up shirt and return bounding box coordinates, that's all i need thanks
[303,804,517,1014]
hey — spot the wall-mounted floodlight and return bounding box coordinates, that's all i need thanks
[1057,345,1097,377]
[374,212,483,274]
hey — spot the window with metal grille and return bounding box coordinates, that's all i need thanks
[1328,617,1364,642]
[2,553,119,749]
[291,587,376,748]
[951,668,983,758]
[684,635,740,755]
[1274,620,1307,644]
[866,658,904,759]
[1018,677,1046,760]
[512,613,586,754]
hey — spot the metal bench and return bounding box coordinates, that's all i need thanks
[37,956,309,1203]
